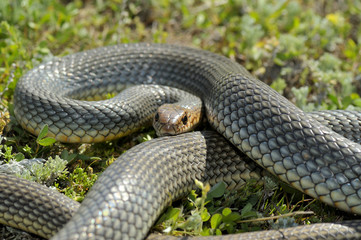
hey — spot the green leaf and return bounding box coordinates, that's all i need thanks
[36,124,56,146]
[61,150,77,162]
[328,94,340,108]
[200,227,211,236]
[223,212,242,222]
[241,203,253,217]
[222,207,232,216]
[341,96,352,109]
[157,207,181,224]
[207,181,226,200]
[14,152,25,161]
[240,203,258,219]
[166,207,181,222]
[37,124,49,140]
[201,208,210,222]
[353,98,361,108]
[37,137,56,146]
[350,93,360,100]
[210,213,222,229]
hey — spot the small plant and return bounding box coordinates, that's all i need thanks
[59,167,98,202]
[0,136,24,163]
[36,124,56,146]
[155,180,261,236]
[19,156,68,185]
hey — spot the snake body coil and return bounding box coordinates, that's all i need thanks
[4,43,361,239]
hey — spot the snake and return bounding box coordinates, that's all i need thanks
[2,43,361,239]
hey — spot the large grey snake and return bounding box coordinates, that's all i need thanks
[2,43,361,239]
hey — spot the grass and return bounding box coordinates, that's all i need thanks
[1,0,361,238]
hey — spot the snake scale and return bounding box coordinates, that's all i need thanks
[2,43,361,239]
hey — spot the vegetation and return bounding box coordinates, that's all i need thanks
[1,0,361,238]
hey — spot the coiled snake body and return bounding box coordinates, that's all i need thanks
[2,43,361,239]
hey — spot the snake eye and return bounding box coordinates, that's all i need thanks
[154,113,159,122]
[181,115,188,125]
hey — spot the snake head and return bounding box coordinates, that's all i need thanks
[153,104,200,137]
